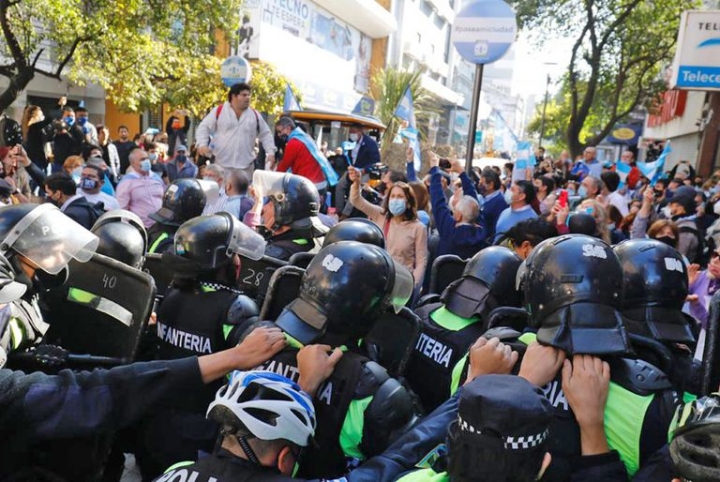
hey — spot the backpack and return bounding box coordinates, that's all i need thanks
[678,224,707,266]
[70,198,105,227]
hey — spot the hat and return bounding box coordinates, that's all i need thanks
[175,144,188,153]
[457,375,552,451]
[669,186,697,214]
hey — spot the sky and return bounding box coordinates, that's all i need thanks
[511,32,574,98]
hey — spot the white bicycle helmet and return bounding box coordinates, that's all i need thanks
[207,370,316,447]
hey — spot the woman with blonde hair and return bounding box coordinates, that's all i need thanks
[21,105,53,170]
[577,198,611,244]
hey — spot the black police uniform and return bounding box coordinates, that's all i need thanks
[252,336,416,479]
[135,285,259,478]
[148,223,179,254]
[265,229,317,262]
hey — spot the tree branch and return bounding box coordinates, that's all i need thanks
[598,0,643,50]
[0,0,27,67]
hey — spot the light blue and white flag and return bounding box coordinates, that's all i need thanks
[638,142,671,185]
[394,86,422,172]
[616,161,632,188]
[283,84,301,112]
[514,141,534,171]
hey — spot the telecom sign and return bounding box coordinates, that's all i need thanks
[671,10,720,91]
[452,0,517,65]
[221,56,252,87]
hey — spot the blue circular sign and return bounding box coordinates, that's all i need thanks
[221,56,252,87]
[452,0,517,65]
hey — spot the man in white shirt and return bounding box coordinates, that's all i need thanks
[195,82,276,181]
[77,164,120,211]
[201,164,228,215]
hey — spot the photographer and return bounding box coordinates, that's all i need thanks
[52,101,88,172]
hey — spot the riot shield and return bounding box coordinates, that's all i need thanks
[237,254,288,305]
[259,265,305,322]
[429,254,467,295]
[41,252,156,364]
[362,307,421,378]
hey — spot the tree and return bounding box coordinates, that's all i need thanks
[0,0,242,113]
[511,0,701,157]
[370,67,438,152]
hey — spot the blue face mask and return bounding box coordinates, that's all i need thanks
[139,159,152,172]
[64,116,75,126]
[388,198,407,216]
[578,186,588,198]
[77,116,88,126]
[79,177,98,191]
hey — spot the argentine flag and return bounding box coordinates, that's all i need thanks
[283,84,301,112]
[514,141,534,171]
[616,161,632,189]
[638,142,671,185]
[395,86,422,172]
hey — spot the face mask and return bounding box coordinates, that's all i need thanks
[64,116,75,126]
[79,178,98,191]
[176,154,187,163]
[349,133,359,142]
[77,117,88,126]
[578,186,588,198]
[661,206,672,218]
[388,198,407,216]
[504,189,514,205]
[148,153,158,162]
[655,236,676,248]
[567,189,576,196]
[139,159,152,172]
[202,176,214,182]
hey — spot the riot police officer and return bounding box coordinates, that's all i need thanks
[513,235,678,478]
[245,241,418,478]
[321,217,386,249]
[0,203,98,356]
[91,209,148,269]
[252,171,328,261]
[405,246,523,411]
[147,178,214,254]
[136,212,268,478]
[614,238,699,395]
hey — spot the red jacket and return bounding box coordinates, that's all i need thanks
[276,138,325,185]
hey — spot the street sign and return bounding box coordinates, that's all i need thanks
[451,0,517,65]
[671,10,720,91]
[221,56,252,87]
[475,131,483,143]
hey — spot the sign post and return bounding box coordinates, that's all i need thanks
[451,0,517,173]
[221,56,252,88]
[671,10,720,91]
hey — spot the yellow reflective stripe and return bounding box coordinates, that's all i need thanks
[518,332,537,345]
[223,324,233,340]
[149,232,170,253]
[163,461,193,473]
[604,382,654,476]
[430,306,477,331]
[292,238,309,245]
[449,353,468,395]
[8,318,24,349]
[339,395,373,460]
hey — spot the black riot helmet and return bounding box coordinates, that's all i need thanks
[321,218,385,249]
[613,238,695,344]
[0,203,98,276]
[150,179,215,226]
[441,246,522,321]
[253,171,319,228]
[276,241,414,345]
[519,234,630,356]
[162,212,266,276]
[91,210,148,269]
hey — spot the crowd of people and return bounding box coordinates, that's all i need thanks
[0,82,719,482]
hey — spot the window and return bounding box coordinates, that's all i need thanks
[434,15,445,30]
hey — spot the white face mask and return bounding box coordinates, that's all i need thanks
[349,133,359,142]
[504,189,514,205]
[662,206,672,218]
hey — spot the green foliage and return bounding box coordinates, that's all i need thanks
[510,0,701,156]
[370,67,439,153]
[0,0,242,112]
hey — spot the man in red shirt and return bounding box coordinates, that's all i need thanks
[275,117,327,197]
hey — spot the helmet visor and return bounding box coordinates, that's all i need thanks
[2,204,99,274]
[252,170,287,200]
[197,179,220,205]
[226,213,267,261]
[389,262,414,313]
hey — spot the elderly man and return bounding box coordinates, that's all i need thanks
[165,144,197,182]
[201,164,228,215]
[116,148,165,227]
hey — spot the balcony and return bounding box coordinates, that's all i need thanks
[312,0,397,38]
